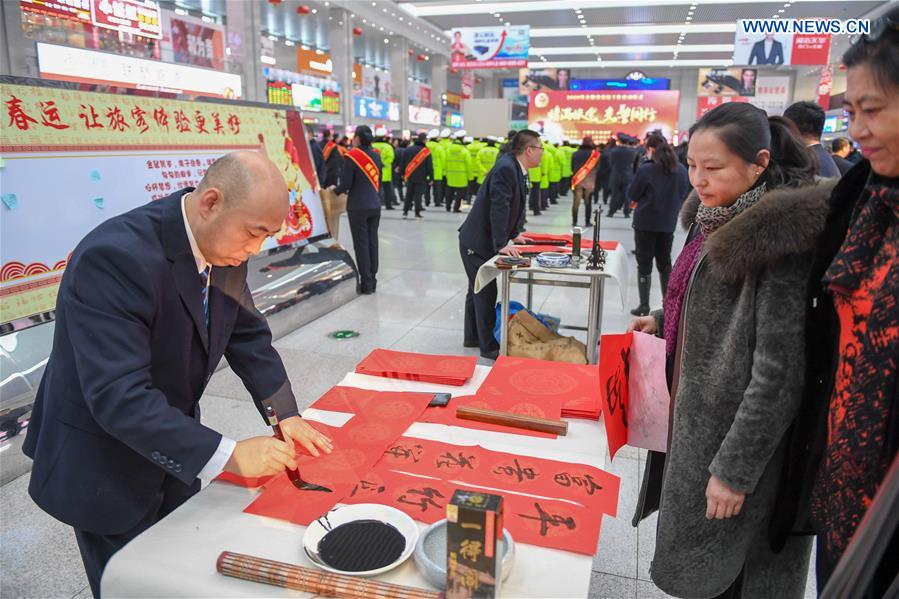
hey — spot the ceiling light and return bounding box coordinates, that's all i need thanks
[384,38,389,43]
[285,39,295,46]
[311,8,317,13]
[505,22,511,26]
[778,8,784,12]
[268,35,278,41]
[685,16,692,21]
[371,1,376,5]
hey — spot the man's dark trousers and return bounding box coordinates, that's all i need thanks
[460,243,499,354]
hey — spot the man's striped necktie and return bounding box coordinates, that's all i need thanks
[200,266,211,329]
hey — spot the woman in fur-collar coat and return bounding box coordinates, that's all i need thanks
[630,102,835,598]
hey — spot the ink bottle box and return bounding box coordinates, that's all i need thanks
[446,490,504,599]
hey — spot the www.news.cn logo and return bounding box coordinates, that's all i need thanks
[740,19,871,35]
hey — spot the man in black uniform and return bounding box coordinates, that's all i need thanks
[458,129,542,360]
[606,134,637,217]
[332,126,383,294]
[402,133,433,219]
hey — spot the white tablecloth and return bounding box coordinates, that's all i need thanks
[102,371,610,598]
[474,245,629,308]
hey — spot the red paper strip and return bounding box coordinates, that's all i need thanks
[343,465,607,555]
[355,349,478,386]
[520,232,620,251]
[420,394,559,439]
[479,356,598,420]
[379,437,619,517]
[598,333,632,460]
[242,392,433,524]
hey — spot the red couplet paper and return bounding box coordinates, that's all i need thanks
[479,356,599,420]
[520,232,620,251]
[241,391,433,524]
[354,349,478,386]
[598,333,633,460]
[342,466,606,555]
[378,437,619,517]
[420,394,558,439]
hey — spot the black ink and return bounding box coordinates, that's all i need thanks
[553,472,603,496]
[493,458,538,483]
[517,502,577,537]
[317,520,405,572]
[385,443,424,463]
[349,479,386,497]
[397,487,445,512]
[437,451,477,470]
[606,347,630,426]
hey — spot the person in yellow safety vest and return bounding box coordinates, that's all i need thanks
[425,129,445,207]
[476,137,500,184]
[560,140,575,192]
[527,142,543,216]
[547,142,562,205]
[463,135,480,202]
[372,127,396,210]
[438,128,453,157]
[539,139,553,210]
[444,130,473,213]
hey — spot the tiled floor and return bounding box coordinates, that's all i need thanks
[0,191,817,598]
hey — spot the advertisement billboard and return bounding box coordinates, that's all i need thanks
[292,84,323,112]
[519,68,571,95]
[733,27,831,66]
[169,15,225,70]
[529,90,680,144]
[20,0,92,22]
[695,75,791,119]
[450,26,530,69]
[0,81,325,323]
[296,48,333,77]
[91,0,161,39]
[409,106,441,126]
[354,96,399,121]
[37,42,242,99]
[697,67,757,97]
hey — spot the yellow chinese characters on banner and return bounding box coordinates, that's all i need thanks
[0,83,323,324]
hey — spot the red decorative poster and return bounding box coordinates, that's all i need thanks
[599,332,671,459]
[790,35,832,66]
[598,334,632,460]
[477,356,599,420]
[816,65,833,109]
[696,95,751,120]
[91,0,162,39]
[354,349,478,386]
[529,90,680,145]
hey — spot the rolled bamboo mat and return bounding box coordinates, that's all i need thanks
[216,551,443,599]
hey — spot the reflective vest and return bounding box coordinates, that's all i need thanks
[426,140,445,180]
[444,142,473,188]
[476,145,500,184]
[539,142,553,189]
[371,141,394,183]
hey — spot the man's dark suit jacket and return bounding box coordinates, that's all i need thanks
[23,189,297,535]
[748,39,784,65]
[458,152,527,259]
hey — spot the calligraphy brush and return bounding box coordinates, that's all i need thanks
[262,401,331,492]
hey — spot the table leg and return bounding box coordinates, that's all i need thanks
[526,272,534,310]
[585,278,599,364]
[500,271,511,356]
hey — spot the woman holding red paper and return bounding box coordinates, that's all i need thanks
[629,102,834,598]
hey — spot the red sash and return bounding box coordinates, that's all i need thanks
[346,147,380,192]
[571,150,599,189]
[404,147,431,181]
[323,141,338,160]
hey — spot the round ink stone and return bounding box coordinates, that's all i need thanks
[317,520,405,572]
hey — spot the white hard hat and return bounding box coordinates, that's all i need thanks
[528,123,543,135]
[427,129,440,139]
[454,130,467,139]
[487,135,498,142]
[463,136,474,143]
[374,126,388,137]
[440,128,452,138]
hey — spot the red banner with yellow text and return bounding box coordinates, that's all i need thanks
[529,90,680,144]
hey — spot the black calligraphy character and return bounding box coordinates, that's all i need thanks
[397,487,445,512]
[606,347,629,426]
[553,472,603,496]
[517,502,577,537]
[493,458,537,483]
[436,451,477,470]
[349,479,386,497]
[385,444,423,463]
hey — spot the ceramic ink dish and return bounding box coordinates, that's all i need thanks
[303,504,419,577]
